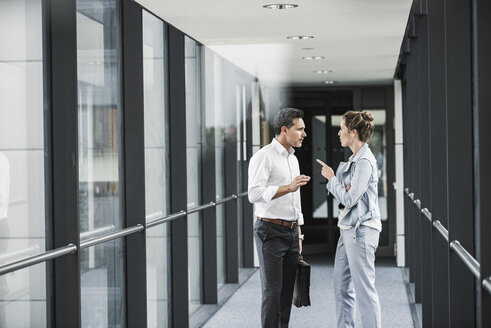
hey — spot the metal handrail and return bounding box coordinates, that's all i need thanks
[146,211,186,228]
[215,194,238,205]
[449,240,480,279]
[0,192,247,275]
[237,191,248,197]
[421,208,431,223]
[483,276,491,295]
[405,189,480,279]
[0,244,77,276]
[187,202,216,214]
[80,224,144,249]
[0,245,41,264]
[80,225,115,241]
[433,220,449,242]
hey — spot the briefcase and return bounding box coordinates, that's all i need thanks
[292,255,311,307]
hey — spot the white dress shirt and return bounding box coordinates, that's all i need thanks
[248,138,304,225]
[0,152,10,220]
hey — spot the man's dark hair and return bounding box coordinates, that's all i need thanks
[272,108,304,136]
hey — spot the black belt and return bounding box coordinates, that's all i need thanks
[258,217,298,229]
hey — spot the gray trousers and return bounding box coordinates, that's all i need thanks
[333,226,381,328]
[254,220,299,328]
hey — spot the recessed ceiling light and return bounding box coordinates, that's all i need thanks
[302,47,314,50]
[313,70,330,74]
[263,4,298,9]
[324,80,336,85]
[302,56,324,60]
[286,35,314,40]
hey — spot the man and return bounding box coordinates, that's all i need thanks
[248,107,310,327]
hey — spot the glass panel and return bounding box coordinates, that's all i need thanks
[312,115,328,219]
[76,0,125,326]
[143,11,169,328]
[236,85,243,267]
[211,54,226,287]
[0,1,46,326]
[185,36,202,315]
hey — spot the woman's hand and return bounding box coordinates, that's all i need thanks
[316,159,335,180]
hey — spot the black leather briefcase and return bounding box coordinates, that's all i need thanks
[292,255,311,307]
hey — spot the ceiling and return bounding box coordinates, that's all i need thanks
[135,0,412,86]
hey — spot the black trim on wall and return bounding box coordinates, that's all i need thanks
[428,0,450,326]
[242,86,254,268]
[384,85,396,259]
[445,1,475,326]
[121,0,147,326]
[168,25,189,328]
[47,0,81,326]
[404,40,422,296]
[415,10,434,327]
[401,77,412,281]
[201,50,218,304]
[224,64,239,283]
[475,1,491,326]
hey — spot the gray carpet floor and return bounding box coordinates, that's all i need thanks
[203,255,414,328]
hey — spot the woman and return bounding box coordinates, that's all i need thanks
[316,110,381,328]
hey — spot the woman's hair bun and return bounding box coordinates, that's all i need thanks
[361,111,374,122]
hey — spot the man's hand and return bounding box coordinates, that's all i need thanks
[316,159,335,180]
[272,175,311,200]
[288,175,311,192]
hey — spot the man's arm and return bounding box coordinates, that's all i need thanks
[272,175,310,200]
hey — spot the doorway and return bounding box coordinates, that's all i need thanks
[297,108,394,257]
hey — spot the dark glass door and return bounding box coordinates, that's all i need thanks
[299,109,393,256]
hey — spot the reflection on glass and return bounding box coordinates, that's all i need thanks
[211,51,227,287]
[236,85,243,267]
[76,0,125,326]
[0,0,46,326]
[143,11,169,328]
[185,36,202,315]
[312,115,328,219]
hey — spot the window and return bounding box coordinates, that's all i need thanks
[76,0,125,326]
[0,1,46,326]
[185,36,202,315]
[143,10,169,328]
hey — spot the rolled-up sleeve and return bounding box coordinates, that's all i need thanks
[327,159,372,209]
[248,151,278,203]
[296,201,304,225]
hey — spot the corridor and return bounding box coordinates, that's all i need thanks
[0,0,490,327]
[204,256,416,328]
